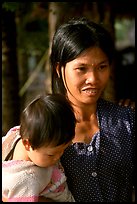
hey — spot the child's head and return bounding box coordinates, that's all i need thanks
[20,93,76,167]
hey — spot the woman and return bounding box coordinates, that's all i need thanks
[50,17,135,202]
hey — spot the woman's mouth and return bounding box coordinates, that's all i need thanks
[82,88,99,96]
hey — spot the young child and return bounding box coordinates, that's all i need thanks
[2,94,76,202]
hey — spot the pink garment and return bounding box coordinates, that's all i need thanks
[2,127,75,202]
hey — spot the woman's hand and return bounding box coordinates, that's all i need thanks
[38,196,53,202]
[2,197,8,202]
[118,99,135,110]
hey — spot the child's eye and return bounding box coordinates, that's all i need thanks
[47,154,54,157]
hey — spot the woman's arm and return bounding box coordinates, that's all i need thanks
[38,196,54,202]
[2,196,53,202]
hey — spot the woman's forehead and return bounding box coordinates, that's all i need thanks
[66,47,109,66]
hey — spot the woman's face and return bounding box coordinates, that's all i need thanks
[62,47,110,106]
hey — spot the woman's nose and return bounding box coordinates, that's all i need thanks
[85,71,98,84]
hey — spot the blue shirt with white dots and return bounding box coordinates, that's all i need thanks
[61,99,135,202]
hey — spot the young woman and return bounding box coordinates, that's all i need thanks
[2,94,76,202]
[50,17,135,202]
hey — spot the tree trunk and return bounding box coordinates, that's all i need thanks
[2,9,20,135]
[17,50,28,111]
[44,2,61,93]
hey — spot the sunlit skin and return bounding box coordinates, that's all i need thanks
[13,139,72,168]
[62,47,110,107]
[60,47,111,143]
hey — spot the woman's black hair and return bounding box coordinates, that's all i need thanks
[51,17,115,94]
[20,94,76,150]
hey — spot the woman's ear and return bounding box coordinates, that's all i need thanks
[22,139,31,151]
[56,63,60,78]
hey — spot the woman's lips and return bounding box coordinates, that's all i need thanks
[82,87,99,96]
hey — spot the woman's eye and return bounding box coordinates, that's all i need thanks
[77,67,86,71]
[98,65,108,70]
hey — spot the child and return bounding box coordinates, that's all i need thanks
[2,93,76,202]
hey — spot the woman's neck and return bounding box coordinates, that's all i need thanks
[71,103,99,144]
[72,102,97,122]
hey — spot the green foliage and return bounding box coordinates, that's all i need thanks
[2,2,49,54]
[2,2,20,12]
[2,2,33,15]
[17,17,49,54]
[115,18,135,44]
[18,29,49,54]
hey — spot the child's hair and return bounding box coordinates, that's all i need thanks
[20,93,76,150]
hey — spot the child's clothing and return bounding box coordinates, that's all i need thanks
[2,126,75,202]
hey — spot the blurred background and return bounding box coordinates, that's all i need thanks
[2,1,135,135]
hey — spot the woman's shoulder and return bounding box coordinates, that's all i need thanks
[98,98,134,111]
[98,98,135,120]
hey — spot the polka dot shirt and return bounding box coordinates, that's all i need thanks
[61,99,135,202]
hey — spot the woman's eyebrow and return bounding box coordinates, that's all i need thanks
[74,60,109,67]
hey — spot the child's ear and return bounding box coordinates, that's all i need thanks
[22,139,31,151]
